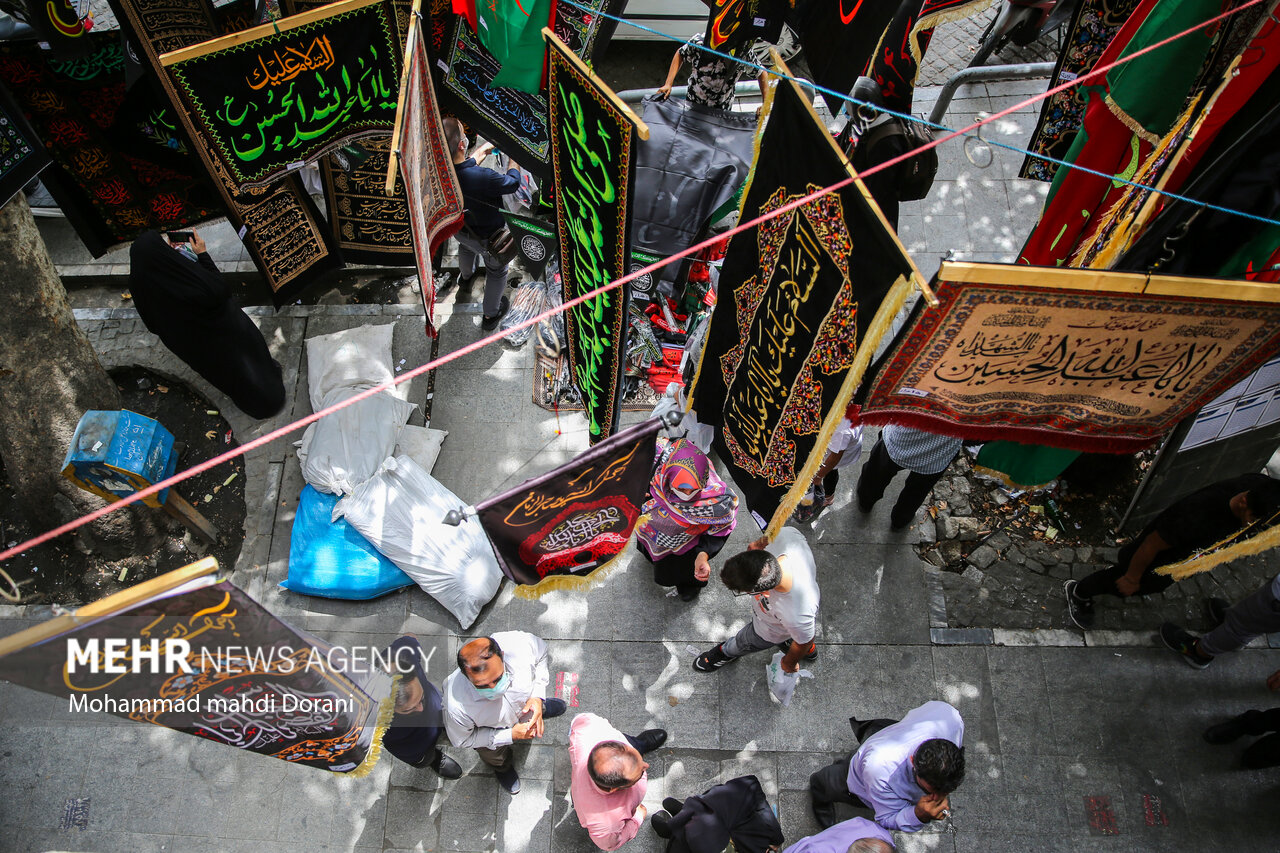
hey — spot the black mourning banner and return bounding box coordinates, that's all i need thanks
[553,0,626,65]
[161,0,401,189]
[547,29,647,444]
[0,82,52,209]
[688,68,918,535]
[705,0,788,56]
[791,0,898,113]
[504,210,557,279]
[476,417,662,586]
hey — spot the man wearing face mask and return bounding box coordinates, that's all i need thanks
[443,631,567,793]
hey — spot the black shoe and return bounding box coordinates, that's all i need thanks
[662,797,683,815]
[1204,710,1259,745]
[495,766,521,794]
[628,729,668,754]
[778,639,818,662]
[1206,597,1230,626]
[651,810,673,839]
[677,585,702,602]
[543,697,567,718]
[430,750,463,780]
[481,294,510,330]
[1064,580,1095,630]
[889,508,915,530]
[1243,732,1280,769]
[1159,622,1213,670]
[693,643,736,673]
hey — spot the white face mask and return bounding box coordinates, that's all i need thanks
[672,487,698,502]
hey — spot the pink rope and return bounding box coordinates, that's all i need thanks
[0,0,1261,565]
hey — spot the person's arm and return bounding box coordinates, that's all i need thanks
[757,67,770,95]
[529,633,551,697]
[879,798,925,832]
[913,793,950,825]
[443,700,514,750]
[1116,531,1170,596]
[657,47,683,99]
[488,165,522,195]
[589,805,647,851]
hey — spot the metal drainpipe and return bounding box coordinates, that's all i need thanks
[926,62,1054,126]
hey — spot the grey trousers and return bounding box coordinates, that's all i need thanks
[723,621,776,659]
[454,229,509,316]
[1200,575,1280,657]
[476,744,513,771]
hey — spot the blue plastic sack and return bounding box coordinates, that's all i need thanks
[281,485,413,600]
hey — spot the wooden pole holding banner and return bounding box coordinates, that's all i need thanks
[542,28,649,141]
[385,0,422,195]
[0,558,218,658]
[157,0,385,64]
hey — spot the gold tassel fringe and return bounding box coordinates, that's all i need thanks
[345,687,398,778]
[511,528,642,600]
[1157,522,1280,581]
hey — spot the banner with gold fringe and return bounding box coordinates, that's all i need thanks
[0,559,393,775]
[687,55,922,538]
[475,417,663,597]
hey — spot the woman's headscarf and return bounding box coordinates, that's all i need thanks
[638,438,738,559]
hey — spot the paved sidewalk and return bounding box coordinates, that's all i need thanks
[3,78,1279,853]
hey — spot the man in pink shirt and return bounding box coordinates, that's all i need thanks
[568,713,668,850]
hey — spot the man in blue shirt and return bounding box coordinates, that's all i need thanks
[381,634,463,778]
[444,117,522,330]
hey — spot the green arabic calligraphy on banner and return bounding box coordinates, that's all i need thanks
[161,0,401,188]
[546,29,647,443]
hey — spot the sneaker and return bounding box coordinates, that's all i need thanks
[651,810,673,839]
[778,639,818,662]
[495,766,521,794]
[1064,580,1095,630]
[693,643,736,673]
[823,490,836,507]
[1159,622,1213,670]
[481,295,510,330]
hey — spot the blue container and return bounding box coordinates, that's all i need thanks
[61,410,178,508]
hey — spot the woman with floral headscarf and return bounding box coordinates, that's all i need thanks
[636,438,739,601]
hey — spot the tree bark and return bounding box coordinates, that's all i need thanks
[0,193,163,561]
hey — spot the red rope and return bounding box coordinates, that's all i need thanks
[0,0,1262,565]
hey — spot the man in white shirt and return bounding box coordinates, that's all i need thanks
[693,527,820,673]
[809,700,965,832]
[443,630,566,794]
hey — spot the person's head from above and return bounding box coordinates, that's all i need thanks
[720,549,783,596]
[457,637,508,697]
[1233,479,1280,526]
[587,740,648,793]
[847,839,894,853]
[911,738,965,797]
[661,441,711,503]
[443,117,468,164]
[392,673,425,716]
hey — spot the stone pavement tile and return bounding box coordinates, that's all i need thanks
[540,640,613,743]
[14,830,177,853]
[610,640,718,751]
[776,788,825,848]
[777,751,842,794]
[806,494,932,547]
[659,750,723,801]
[383,788,441,850]
[497,777,554,853]
[1056,758,1189,852]
[986,646,1055,758]
[301,587,411,635]
[812,541,932,646]
[427,771,500,818]
[548,795,610,853]
[484,581,616,643]
[932,646,999,759]
[896,829,956,853]
[720,751,778,799]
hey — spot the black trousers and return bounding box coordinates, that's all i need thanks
[1234,708,1280,769]
[808,718,897,828]
[1073,529,1176,600]
[856,437,948,527]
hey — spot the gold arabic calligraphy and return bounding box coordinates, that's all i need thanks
[245,35,336,90]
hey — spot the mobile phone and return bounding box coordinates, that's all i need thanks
[517,708,535,724]
[167,231,194,243]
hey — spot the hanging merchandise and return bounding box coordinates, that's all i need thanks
[501,279,549,347]
[688,58,923,536]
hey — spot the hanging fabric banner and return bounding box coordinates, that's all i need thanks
[632,96,756,293]
[108,0,344,304]
[159,0,402,189]
[704,0,787,56]
[1019,0,1144,181]
[475,0,555,93]
[871,0,998,112]
[504,209,556,278]
[0,36,225,256]
[0,560,393,775]
[0,81,53,209]
[553,0,626,66]
[546,28,649,444]
[791,0,899,114]
[861,261,1280,452]
[476,416,662,595]
[688,60,922,536]
[391,0,466,335]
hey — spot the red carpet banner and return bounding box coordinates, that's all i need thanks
[547,29,649,443]
[0,82,52,208]
[476,417,662,593]
[160,0,401,189]
[109,0,344,304]
[688,65,921,536]
[861,262,1280,452]
[0,561,393,775]
[1018,0,1144,182]
[393,3,465,335]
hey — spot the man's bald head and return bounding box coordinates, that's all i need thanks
[587,741,647,792]
[848,839,894,853]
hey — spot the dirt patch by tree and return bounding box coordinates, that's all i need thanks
[0,366,246,605]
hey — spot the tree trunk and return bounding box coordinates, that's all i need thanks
[0,193,163,561]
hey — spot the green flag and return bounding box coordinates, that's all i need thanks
[479,0,555,93]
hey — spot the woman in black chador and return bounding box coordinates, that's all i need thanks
[128,230,285,418]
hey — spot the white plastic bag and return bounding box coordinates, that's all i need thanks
[766,651,813,707]
[297,388,416,495]
[650,384,714,453]
[304,323,402,410]
[333,455,502,629]
[394,424,448,474]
